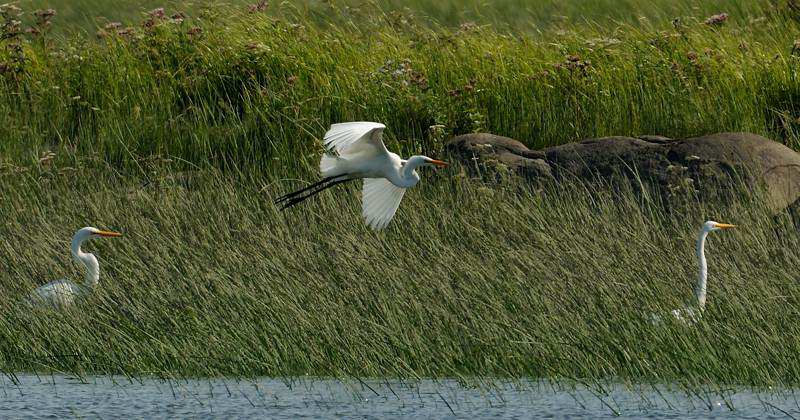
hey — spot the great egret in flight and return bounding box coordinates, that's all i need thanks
[651,221,735,324]
[26,227,122,308]
[276,122,448,230]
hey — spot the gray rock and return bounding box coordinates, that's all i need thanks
[445,133,551,182]
[445,132,800,212]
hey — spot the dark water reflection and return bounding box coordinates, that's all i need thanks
[1,375,798,419]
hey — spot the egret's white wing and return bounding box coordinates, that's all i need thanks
[649,307,701,326]
[27,279,83,308]
[671,307,701,324]
[362,178,406,230]
[323,122,387,157]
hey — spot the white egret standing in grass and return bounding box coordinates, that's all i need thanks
[651,221,735,324]
[27,227,123,308]
[276,122,448,230]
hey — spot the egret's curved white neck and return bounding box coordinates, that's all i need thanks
[71,235,99,288]
[695,229,709,310]
[395,156,426,188]
[402,156,427,175]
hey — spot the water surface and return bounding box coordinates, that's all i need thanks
[1,375,798,418]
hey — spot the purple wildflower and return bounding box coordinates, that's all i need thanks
[704,13,728,25]
[248,1,268,13]
[149,8,166,19]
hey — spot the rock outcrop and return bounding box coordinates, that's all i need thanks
[445,132,800,212]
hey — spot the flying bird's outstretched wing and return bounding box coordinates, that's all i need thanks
[362,178,406,230]
[323,122,388,157]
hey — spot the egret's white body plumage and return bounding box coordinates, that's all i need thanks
[26,227,122,308]
[277,121,447,230]
[29,279,88,308]
[650,221,734,325]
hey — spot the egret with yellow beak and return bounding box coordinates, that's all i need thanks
[276,122,448,230]
[27,227,123,308]
[652,221,735,324]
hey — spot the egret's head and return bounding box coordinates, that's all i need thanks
[421,156,448,168]
[703,221,736,232]
[74,226,123,242]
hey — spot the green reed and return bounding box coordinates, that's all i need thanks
[0,165,798,383]
[0,1,798,384]
[1,1,800,178]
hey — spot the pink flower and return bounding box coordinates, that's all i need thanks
[704,13,728,25]
[149,8,166,19]
[458,22,478,32]
[248,1,268,13]
[34,9,56,20]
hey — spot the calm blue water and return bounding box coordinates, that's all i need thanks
[1,375,798,419]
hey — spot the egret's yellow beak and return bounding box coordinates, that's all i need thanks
[429,159,448,168]
[97,230,123,238]
[715,223,736,229]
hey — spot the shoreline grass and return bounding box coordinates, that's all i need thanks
[1,1,800,384]
[1,165,799,384]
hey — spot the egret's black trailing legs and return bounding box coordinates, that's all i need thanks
[278,177,355,210]
[275,175,345,205]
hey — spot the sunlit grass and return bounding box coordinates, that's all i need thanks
[0,1,799,383]
[0,165,798,383]
[1,2,800,176]
[19,0,782,32]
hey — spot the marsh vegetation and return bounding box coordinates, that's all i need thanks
[0,0,799,385]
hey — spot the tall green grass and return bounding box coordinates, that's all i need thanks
[0,166,798,383]
[1,1,800,383]
[19,0,784,32]
[2,2,800,177]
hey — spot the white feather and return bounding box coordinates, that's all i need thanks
[319,153,339,178]
[27,279,86,308]
[362,178,406,230]
[649,307,702,326]
[323,122,387,157]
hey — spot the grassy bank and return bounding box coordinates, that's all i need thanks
[19,0,786,33]
[2,2,800,175]
[1,166,799,383]
[0,1,799,383]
